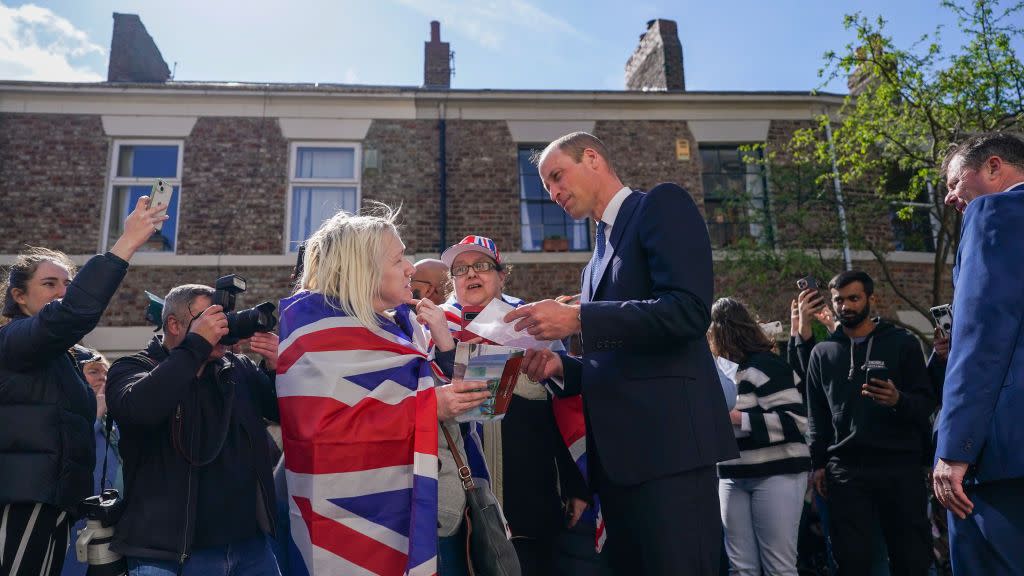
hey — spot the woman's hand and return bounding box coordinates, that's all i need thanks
[109,196,170,261]
[410,298,455,352]
[436,380,491,421]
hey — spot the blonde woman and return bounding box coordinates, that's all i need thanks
[276,208,491,576]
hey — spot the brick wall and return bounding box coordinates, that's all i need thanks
[0,113,109,253]
[178,117,288,254]
[594,120,702,204]
[362,119,440,253]
[101,265,295,327]
[624,19,685,91]
[443,120,519,253]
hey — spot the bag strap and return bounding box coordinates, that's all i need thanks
[440,424,476,491]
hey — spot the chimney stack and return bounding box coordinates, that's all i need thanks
[625,19,685,91]
[107,13,170,83]
[424,21,451,89]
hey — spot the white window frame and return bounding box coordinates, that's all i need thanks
[285,141,362,253]
[101,139,184,254]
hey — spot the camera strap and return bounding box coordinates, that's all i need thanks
[99,415,114,490]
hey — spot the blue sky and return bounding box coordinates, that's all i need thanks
[0,0,1017,93]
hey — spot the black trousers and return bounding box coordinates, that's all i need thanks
[0,502,72,576]
[593,450,721,576]
[826,463,932,576]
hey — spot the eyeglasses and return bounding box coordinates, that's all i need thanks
[451,261,499,277]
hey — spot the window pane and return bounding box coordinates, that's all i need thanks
[700,148,719,172]
[296,147,355,179]
[290,187,358,250]
[108,185,179,252]
[521,203,543,228]
[570,220,590,250]
[521,225,543,251]
[891,205,936,252]
[116,145,178,178]
[520,172,547,199]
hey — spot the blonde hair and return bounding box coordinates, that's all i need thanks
[300,204,401,329]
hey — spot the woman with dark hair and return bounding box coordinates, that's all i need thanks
[708,297,811,576]
[0,198,167,576]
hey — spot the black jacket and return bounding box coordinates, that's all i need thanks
[0,253,128,512]
[806,319,935,469]
[106,334,278,562]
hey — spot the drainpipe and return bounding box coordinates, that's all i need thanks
[825,117,853,271]
[438,102,448,252]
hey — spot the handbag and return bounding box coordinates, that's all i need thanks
[441,425,522,576]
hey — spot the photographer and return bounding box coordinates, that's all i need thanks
[105,284,280,576]
[0,198,166,576]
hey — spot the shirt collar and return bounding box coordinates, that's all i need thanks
[1004,181,1024,192]
[599,186,632,228]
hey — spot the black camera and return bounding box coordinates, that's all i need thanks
[76,489,127,575]
[212,274,278,346]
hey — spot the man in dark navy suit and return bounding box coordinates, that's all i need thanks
[507,132,737,575]
[933,132,1024,576]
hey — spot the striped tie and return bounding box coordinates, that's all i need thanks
[590,220,607,292]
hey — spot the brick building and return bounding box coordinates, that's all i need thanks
[0,14,948,356]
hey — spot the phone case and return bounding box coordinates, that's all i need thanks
[148,180,174,231]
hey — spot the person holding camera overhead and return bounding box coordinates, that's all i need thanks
[105,282,282,576]
[0,197,167,576]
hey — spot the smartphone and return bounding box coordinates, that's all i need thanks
[147,179,174,231]
[461,306,484,330]
[930,304,953,338]
[796,275,818,291]
[864,366,891,386]
[759,321,783,339]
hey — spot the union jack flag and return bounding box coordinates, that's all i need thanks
[277,291,441,576]
[440,297,605,552]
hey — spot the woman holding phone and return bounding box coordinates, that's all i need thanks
[0,198,168,576]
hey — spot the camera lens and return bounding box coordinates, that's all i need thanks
[221,302,277,345]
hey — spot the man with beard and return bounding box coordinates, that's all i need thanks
[806,270,935,575]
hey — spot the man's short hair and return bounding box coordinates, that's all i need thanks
[941,132,1024,177]
[162,284,214,328]
[829,270,875,296]
[531,132,617,175]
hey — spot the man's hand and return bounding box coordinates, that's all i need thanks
[249,332,280,371]
[520,348,564,382]
[811,468,828,498]
[410,298,455,352]
[796,288,825,340]
[504,300,580,341]
[862,378,900,407]
[565,497,588,529]
[933,458,974,519]
[188,304,229,347]
[436,380,491,421]
[933,327,950,362]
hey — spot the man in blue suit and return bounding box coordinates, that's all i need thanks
[507,132,738,575]
[933,132,1024,575]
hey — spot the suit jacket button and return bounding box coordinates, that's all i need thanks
[964,440,973,451]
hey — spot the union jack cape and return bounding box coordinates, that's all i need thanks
[277,290,441,576]
[440,296,606,552]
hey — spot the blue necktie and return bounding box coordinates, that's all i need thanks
[590,220,607,291]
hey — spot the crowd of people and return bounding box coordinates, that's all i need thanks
[0,130,1022,576]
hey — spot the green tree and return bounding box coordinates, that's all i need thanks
[718,0,1024,339]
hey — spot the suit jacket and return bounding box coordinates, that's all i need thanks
[936,183,1024,483]
[559,184,738,486]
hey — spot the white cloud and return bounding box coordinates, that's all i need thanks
[394,0,590,50]
[0,2,104,81]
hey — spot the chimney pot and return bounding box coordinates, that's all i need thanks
[431,21,440,42]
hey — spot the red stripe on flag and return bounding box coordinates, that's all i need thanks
[294,496,409,576]
[279,326,425,374]
[551,396,586,446]
[280,395,424,474]
[413,389,438,459]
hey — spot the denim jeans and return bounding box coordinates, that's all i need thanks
[126,535,281,576]
[720,472,807,576]
[438,522,469,576]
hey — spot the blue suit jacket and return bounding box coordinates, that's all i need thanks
[936,184,1024,483]
[559,184,738,486]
